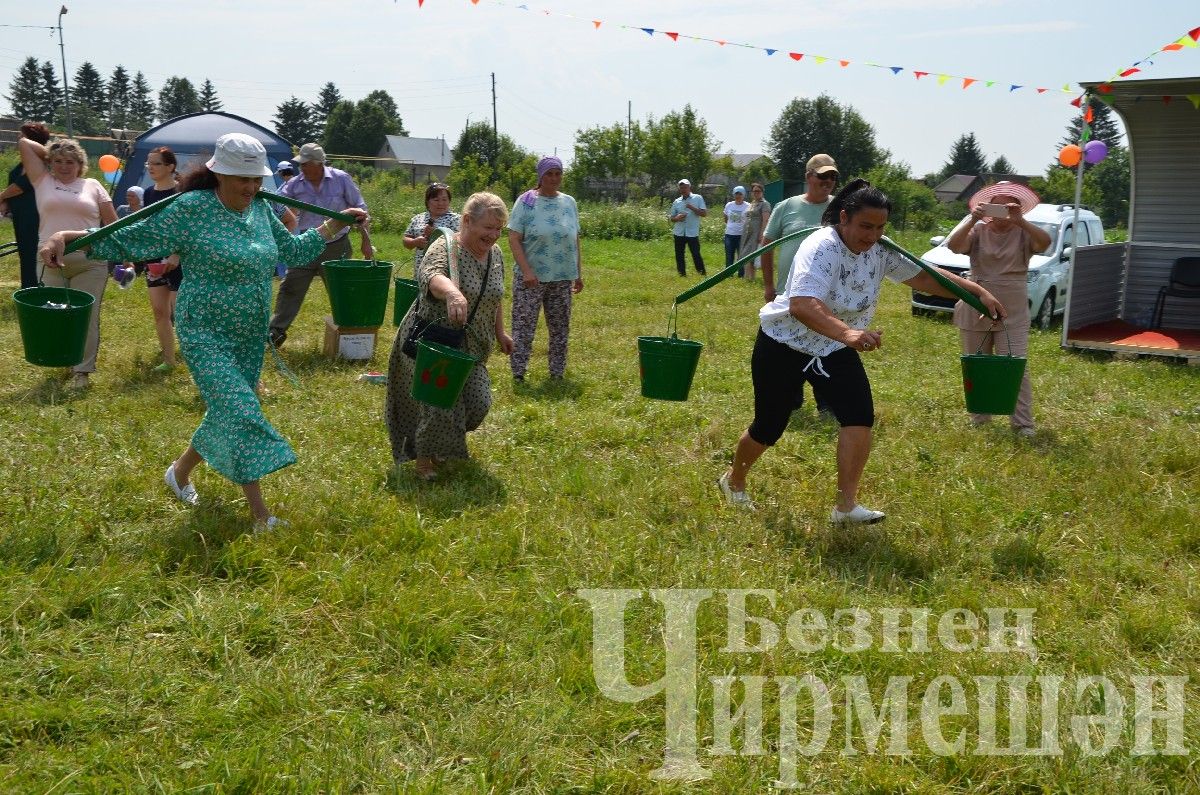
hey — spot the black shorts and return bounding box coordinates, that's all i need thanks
[747,329,874,446]
[146,263,183,292]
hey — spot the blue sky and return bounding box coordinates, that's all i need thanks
[2,1,1197,177]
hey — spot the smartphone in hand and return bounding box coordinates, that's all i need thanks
[981,203,1009,218]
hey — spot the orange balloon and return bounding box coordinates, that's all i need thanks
[1058,145,1082,167]
[98,154,120,173]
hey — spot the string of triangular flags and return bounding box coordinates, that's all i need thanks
[415,0,1197,105]
[1072,25,1200,108]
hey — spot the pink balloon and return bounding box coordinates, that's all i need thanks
[1083,140,1108,164]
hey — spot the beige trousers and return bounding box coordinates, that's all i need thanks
[38,251,109,374]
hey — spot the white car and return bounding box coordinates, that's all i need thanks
[911,204,1106,329]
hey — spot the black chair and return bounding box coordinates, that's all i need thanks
[1151,256,1200,329]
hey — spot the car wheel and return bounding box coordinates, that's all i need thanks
[1034,291,1054,330]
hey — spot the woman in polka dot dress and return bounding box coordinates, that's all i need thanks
[39,133,368,529]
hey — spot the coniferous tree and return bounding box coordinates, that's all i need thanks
[128,71,156,129]
[157,76,201,120]
[73,62,106,115]
[990,155,1017,175]
[1059,100,1123,152]
[39,61,63,122]
[313,82,343,139]
[273,96,318,146]
[5,57,45,120]
[66,62,107,135]
[199,79,223,112]
[938,132,988,181]
[107,65,131,129]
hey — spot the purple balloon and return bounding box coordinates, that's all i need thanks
[1084,140,1108,165]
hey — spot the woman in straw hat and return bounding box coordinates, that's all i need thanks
[946,181,1051,437]
[40,133,368,530]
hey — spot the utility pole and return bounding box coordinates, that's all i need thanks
[57,5,72,136]
[626,100,632,193]
[491,72,498,173]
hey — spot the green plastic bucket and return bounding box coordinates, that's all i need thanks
[393,277,418,326]
[324,259,393,327]
[13,286,95,367]
[638,335,703,401]
[411,339,477,409]
[961,353,1026,415]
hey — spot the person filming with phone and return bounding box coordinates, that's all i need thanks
[945,182,1051,437]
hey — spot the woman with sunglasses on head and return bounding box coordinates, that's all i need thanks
[403,182,460,277]
[717,180,1006,523]
[140,146,183,372]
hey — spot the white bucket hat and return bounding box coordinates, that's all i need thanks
[206,133,272,177]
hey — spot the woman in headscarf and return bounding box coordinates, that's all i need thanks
[506,156,583,383]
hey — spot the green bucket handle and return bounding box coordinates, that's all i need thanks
[973,320,1014,355]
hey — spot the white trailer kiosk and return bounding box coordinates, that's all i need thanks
[1063,77,1200,364]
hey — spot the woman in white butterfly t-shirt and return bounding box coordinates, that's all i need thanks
[717,180,1005,523]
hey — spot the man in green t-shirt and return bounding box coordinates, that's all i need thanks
[760,154,839,301]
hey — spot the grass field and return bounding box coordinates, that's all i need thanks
[1,224,1198,792]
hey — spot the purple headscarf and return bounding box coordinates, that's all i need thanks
[519,156,564,208]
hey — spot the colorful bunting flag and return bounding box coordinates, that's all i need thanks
[423,1,1195,109]
[1190,95,1200,110]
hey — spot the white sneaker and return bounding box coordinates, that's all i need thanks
[164,463,198,506]
[717,472,754,510]
[1014,426,1036,438]
[254,516,288,534]
[830,504,885,524]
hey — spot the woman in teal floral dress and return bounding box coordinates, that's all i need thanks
[40,133,368,529]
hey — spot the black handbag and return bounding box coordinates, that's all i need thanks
[402,235,492,358]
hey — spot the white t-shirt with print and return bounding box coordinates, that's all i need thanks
[759,226,920,357]
[724,201,748,236]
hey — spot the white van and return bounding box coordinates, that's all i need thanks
[911,204,1106,329]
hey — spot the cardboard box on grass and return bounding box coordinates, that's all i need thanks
[324,315,379,360]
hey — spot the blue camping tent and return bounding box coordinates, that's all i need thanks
[114,111,295,200]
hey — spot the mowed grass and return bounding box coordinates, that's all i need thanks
[1,226,1198,792]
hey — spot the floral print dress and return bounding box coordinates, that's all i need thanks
[385,234,505,463]
[90,190,325,484]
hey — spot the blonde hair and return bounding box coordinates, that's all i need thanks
[47,138,88,174]
[462,192,508,226]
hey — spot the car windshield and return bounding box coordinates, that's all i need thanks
[1031,222,1059,255]
[943,219,1062,256]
